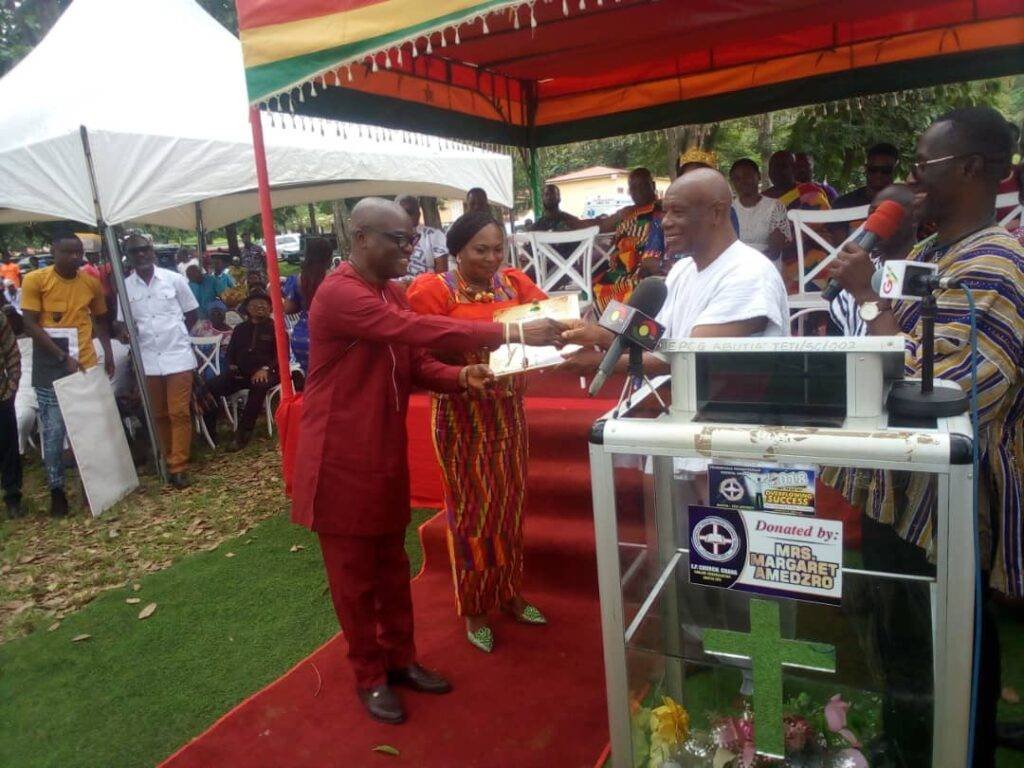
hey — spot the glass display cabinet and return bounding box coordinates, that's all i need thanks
[588,337,975,768]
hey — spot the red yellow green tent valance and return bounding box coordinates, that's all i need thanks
[235,0,1024,146]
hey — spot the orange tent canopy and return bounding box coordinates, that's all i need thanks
[236,0,1023,146]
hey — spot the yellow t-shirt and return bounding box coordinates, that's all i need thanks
[20,266,107,369]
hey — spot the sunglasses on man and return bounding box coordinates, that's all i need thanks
[362,226,421,249]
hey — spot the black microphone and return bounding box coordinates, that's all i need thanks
[821,200,907,301]
[588,277,668,397]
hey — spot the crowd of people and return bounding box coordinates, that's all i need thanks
[1,105,1022,765]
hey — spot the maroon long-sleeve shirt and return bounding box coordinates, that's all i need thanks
[291,262,504,535]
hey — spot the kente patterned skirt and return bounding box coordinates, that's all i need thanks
[431,389,528,616]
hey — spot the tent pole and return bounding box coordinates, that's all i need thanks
[249,106,294,402]
[195,201,207,262]
[528,146,542,221]
[79,127,167,483]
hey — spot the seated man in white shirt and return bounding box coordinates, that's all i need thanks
[120,233,199,489]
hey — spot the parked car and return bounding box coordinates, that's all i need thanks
[17,252,54,274]
[275,233,301,261]
[152,244,181,271]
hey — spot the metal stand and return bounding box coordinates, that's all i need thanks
[79,126,167,483]
[194,201,207,261]
[613,346,669,419]
[889,294,968,419]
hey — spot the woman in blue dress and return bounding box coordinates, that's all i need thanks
[282,237,332,372]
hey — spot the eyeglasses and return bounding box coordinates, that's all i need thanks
[908,152,1007,176]
[362,227,421,249]
[866,164,896,175]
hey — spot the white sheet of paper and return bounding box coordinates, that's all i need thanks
[54,366,138,516]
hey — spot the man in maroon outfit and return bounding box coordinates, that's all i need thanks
[291,198,565,724]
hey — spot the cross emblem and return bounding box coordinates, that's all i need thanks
[698,522,734,556]
[703,599,836,758]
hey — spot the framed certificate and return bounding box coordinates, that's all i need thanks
[489,295,581,376]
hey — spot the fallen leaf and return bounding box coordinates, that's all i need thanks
[18,554,36,564]
[132,583,141,592]
[71,634,91,643]
[108,529,120,539]
[225,552,236,558]
[47,622,60,632]
[372,745,400,757]
[1,564,11,574]
[1003,686,1021,704]
[126,598,141,605]
[289,545,305,553]
[138,603,157,620]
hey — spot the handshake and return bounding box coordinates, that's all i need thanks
[459,319,613,393]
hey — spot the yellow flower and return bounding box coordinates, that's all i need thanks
[650,696,690,747]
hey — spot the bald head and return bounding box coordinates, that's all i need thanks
[662,168,736,260]
[350,197,417,282]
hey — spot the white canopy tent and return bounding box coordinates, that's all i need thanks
[0,0,513,230]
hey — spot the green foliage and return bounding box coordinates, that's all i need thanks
[786,80,1010,191]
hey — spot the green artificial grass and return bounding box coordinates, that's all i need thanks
[0,509,436,768]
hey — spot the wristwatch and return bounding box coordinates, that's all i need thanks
[858,301,883,322]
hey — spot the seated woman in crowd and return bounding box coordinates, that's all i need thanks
[407,211,548,654]
[728,158,792,263]
[204,290,278,450]
[282,237,332,373]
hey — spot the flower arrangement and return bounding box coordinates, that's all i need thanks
[632,695,691,768]
[635,690,880,768]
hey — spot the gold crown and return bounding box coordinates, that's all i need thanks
[677,147,718,168]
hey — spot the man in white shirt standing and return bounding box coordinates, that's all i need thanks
[120,234,199,489]
[396,195,449,280]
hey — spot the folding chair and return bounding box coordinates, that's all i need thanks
[529,226,600,305]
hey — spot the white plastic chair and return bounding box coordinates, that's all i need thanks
[528,226,600,304]
[996,190,1022,229]
[190,335,229,446]
[510,232,544,285]
[591,232,616,274]
[787,205,869,302]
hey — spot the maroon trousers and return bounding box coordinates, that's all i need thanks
[317,532,416,690]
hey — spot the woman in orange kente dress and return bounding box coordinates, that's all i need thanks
[407,212,548,653]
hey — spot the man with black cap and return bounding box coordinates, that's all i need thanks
[120,233,199,489]
[205,289,277,450]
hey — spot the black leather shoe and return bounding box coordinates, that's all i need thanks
[357,685,405,724]
[50,489,68,518]
[168,472,191,490]
[387,664,452,694]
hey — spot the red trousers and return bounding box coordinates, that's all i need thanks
[317,532,416,690]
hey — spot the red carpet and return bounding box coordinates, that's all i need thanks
[161,370,618,768]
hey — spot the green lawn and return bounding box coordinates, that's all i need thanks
[0,509,435,768]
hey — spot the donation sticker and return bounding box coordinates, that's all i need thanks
[688,505,843,606]
[709,462,817,515]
